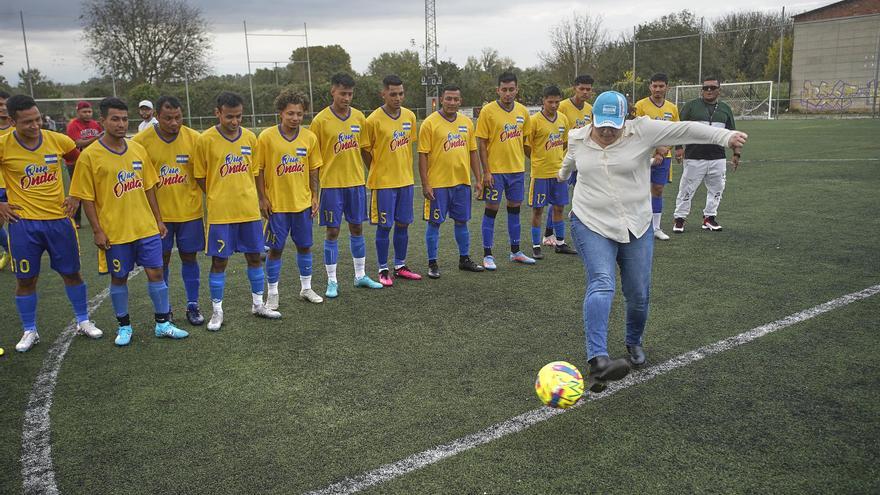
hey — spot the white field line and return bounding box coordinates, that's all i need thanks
[743,158,879,163]
[306,284,880,495]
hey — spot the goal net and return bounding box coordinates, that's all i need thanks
[672,81,773,120]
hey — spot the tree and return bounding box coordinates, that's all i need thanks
[366,49,422,108]
[81,0,211,85]
[0,54,8,91]
[631,10,702,91]
[539,12,606,84]
[16,68,61,98]
[708,11,785,82]
[763,34,793,82]
[289,45,353,86]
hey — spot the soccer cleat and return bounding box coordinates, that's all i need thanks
[672,218,686,233]
[266,292,280,311]
[702,215,722,231]
[0,251,10,271]
[76,320,103,339]
[458,257,484,272]
[427,261,440,279]
[378,269,394,287]
[509,251,537,264]
[300,288,324,304]
[252,304,282,319]
[653,229,670,241]
[155,321,189,339]
[207,310,224,331]
[394,265,422,280]
[15,331,40,352]
[114,326,133,347]
[554,243,577,255]
[354,275,383,289]
[542,234,557,247]
[325,281,339,299]
[186,305,205,326]
[482,255,497,271]
[532,246,544,260]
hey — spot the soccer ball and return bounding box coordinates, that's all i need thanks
[535,361,585,408]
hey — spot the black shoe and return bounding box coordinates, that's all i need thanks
[672,217,685,233]
[702,215,723,231]
[428,261,441,279]
[554,243,577,254]
[532,246,544,260]
[186,305,205,326]
[626,345,647,368]
[587,356,631,392]
[458,256,484,272]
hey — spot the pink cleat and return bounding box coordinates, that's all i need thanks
[378,269,394,287]
[393,265,422,281]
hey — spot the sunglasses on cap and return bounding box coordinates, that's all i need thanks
[702,85,720,91]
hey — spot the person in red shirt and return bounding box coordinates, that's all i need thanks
[65,101,103,227]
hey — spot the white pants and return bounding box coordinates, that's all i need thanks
[673,158,726,219]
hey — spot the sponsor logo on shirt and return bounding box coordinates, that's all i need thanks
[500,122,523,142]
[443,132,467,151]
[158,165,187,188]
[20,163,59,190]
[545,132,564,151]
[113,169,144,198]
[390,129,410,152]
[276,154,305,175]
[220,153,249,177]
[334,132,359,154]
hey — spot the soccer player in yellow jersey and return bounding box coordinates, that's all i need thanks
[70,97,188,346]
[634,73,680,241]
[476,72,534,269]
[524,86,577,260]
[132,95,206,325]
[0,90,13,272]
[256,90,324,306]
[310,73,382,298]
[361,75,421,286]
[194,91,280,331]
[0,95,103,353]
[418,85,485,278]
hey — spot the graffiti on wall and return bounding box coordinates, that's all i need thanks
[800,79,877,111]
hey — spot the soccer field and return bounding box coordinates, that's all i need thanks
[1,119,879,494]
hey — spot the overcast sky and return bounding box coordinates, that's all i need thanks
[0,0,826,86]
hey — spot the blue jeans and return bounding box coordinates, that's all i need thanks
[570,215,654,361]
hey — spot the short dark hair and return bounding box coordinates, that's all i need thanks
[650,73,669,84]
[99,97,128,118]
[703,75,721,84]
[441,84,461,95]
[382,75,403,88]
[543,85,563,98]
[155,95,182,114]
[0,90,10,99]
[216,91,244,110]
[274,89,309,113]
[498,72,517,85]
[6,94,37,119]
[331,73,355,88]
[574,74,594,86]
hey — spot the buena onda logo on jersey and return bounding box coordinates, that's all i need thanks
[500,122,523,142]
[545,131,564,150]
[20,162,59,190]
[113,169,144,198]
[276,154,305,175]
[390,129,410,151]
[334,131,358,154]
[158,165,187,188]
[220,153,249,177]
[443,131,467,151]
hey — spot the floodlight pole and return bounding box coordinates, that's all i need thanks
[776,7,785,119]
[184,68,192,126]
[305,23,314,119]
[872,22,880,118]
[20,11,34,97]
[631,27,637,100]
[244,20,257,127]
[698,17,704,84]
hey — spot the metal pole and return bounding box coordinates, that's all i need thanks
[631,27,637,100]
[20,11,34,97]
[111,74,117,97]
[274,62,279,86]
[775,7,785,119]
[304,23,314,119]
[244,20,257,127]
[184,69,192,127]
[698,17,704,84]
[872,23,880,118]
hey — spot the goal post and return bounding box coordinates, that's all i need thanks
[671,81,774,120]
[34,97,107,132]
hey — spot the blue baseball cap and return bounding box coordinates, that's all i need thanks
[592,91,627,129]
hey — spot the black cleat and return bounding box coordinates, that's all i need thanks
[458,256,484,272]
[532,246,544,259]
[186,305,205,326]
[427,261,441,279]
[554,243,577,255]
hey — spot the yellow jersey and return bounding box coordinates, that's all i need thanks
[0,130,75,220]
[558,98,593,129]
[417,111,478,188]
[0,124,14,188]
[634,97,680,158]
[132,125,203,223]
[256,125,322,213]
[69,139,160,244]
[475,101,530,174]
[528,111,570,179]
[309,106,367,188]
[193,126,260,224]
[362,106,417,189]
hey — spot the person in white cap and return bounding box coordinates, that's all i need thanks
[557,90,747,393]
[137,100,158,133]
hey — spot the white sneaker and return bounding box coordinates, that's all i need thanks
[653,229,670,241]
[76,320,104,339]
[252,304,281,319]
[542,234,557,247]
[16,331,39,352]
[207,310,224,331]
[266,292,280,311]
[300,288,324,304]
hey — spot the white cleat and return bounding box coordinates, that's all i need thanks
[76,320,104,339]
[653,229,670,241]
[300,288,324,304]
[207,310,224,332]
[542,234,558,247]
[16,331,40,352]
[252,304,282,319]
[266,292,280,311]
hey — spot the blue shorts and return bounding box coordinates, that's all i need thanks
[8,218,81,279]
[423,184,471,224]
[0,188,7,202]
[319,186,367,228]
[528,178,569,208]
[98,234,163,278]
[206,220,264,257]
[265,210,313,250]
[161,218,205,254]
[651,157,672,185]
[481,172,524,204]
[567,170,578,186]
[370,185,414,228]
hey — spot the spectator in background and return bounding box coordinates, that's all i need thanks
[66,101,103,228]
[43,114,57,131]
[137,100,158,133]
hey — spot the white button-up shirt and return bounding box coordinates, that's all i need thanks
[559,116,735,243]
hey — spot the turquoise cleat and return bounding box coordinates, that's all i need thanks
[155,321,189,339]
[354,275,383,289]
[115,325,133,347]
[325,281,339,298]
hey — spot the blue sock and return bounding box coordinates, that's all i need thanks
[375,227,391,269]
[393,225,408,266]
[323,239,339,265]
[531,226,541,247]
[162,264,170,285]
[507,207,521,248]
[482,214,495,249]
[350,234,366,259]
[545,208,554,232]
[297,252,312,277]
[109,284,129,317]
[0,226,8,252]
[181,261,200,306]
[265,257,282,284]
[554,220,566,242]
[453,222,470,256]
[15,293,38,332]
[426,222,440,261]
[247,266,264,295]
[148,280,170,315]
[209,272,225,302]
[652,196,663,214]
[64,283,89,323]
